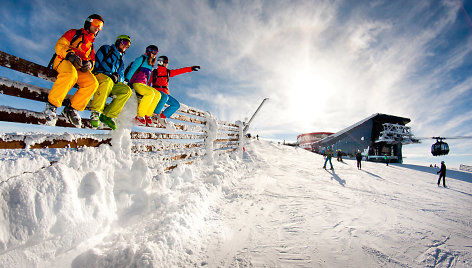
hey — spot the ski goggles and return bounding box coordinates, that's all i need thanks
[87,18,104,30]
[147,48,158,55]
[120,39,130,48]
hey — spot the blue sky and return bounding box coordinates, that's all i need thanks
[0,0,471,168]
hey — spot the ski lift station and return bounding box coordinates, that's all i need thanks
[299,113,419,163]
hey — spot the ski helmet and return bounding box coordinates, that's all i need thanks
[157,55,168,66]
[115,35,131,49]
[84,14,104,31]
[145,45,159,56]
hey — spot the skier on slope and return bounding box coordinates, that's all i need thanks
[355,149,362,170]
[323,146,334,170]
[437,161,447,187]
[337,149,343,162]
[149,55,200,127]
[89,35,133,130]
[44,14,104,127]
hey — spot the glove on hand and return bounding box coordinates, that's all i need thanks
[80,60,93,72]
[111,73,119,83]
[66,52,82,70]
[191,66,200,71]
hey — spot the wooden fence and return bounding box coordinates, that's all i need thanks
[0,50,242,171]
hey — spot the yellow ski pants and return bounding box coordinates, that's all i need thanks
[48,58,98,111]
[89,73,132,118]
[132,83,161,117]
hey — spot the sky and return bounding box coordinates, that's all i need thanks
[0,0,471,168]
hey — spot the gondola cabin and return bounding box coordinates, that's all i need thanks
[431,138,449,156]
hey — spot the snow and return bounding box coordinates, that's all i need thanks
[0,138,471,267]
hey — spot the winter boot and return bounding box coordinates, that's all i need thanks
[135,115,146,126]
[90,111,100,128]
[62,105,82,128]
[99,114,117,130]
[157,113,168,128]
[145,115,153,127]
[44,102,57,125]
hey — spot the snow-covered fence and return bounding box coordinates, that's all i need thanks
[0,50,241,171]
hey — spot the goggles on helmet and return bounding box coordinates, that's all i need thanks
[87,18,104,30]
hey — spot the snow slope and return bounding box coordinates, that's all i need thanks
[0,138,471,267]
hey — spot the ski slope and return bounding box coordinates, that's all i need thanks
[0,138,471,267]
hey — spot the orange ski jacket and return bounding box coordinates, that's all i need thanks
[55,28,96,63]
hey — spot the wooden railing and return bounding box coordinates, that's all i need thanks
[0,50,242,171]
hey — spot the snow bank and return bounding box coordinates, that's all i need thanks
[0,128,250,267]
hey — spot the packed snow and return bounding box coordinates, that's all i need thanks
[0,138,471,267]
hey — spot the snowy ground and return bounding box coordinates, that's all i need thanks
[0,138,471,267]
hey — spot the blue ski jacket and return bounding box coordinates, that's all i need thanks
[125,55,154,85]
[93,44,125,82]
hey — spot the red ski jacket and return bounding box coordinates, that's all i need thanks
[149,66,192,95]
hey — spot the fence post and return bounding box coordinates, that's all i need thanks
[236,120,244,159]
[204,112,218,162]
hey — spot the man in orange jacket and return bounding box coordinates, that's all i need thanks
[44,14,103,127]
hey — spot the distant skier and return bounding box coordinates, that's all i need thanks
[337,149,343,162]
[323,146,334,170]
[437,161,447,187]
[385,155,389,166]
[355,149,362,170]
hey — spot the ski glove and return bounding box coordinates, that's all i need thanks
[191,66,200,71]
[111,73,119,83]
[80,60,93,72]
[65,52,82,70]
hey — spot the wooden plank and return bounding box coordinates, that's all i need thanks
[0,107,110,129]
[0,50,58,82]
[131,142,203,153]
[214,138,239,143]
[130,131,204,140]
[172,114,206,125]
[0,77,50,102]
[0,136,111,149]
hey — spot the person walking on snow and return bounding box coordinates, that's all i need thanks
[125,45,161,126]
[323,146,334,170]
[437,161,447,187]
[356,149,362,170]
[44,14,104,127]
[149,55,200,127]
[337,149,343,162]
[89,35,132,130]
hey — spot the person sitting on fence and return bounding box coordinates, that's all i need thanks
[124,45,161,126]
[149,55,200,127]
[44,14,104,128]
[89,35,132,130]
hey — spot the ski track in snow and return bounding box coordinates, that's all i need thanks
[198,141,472,267]
[0,139,471,267]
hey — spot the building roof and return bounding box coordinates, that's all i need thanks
[317,113,411,144]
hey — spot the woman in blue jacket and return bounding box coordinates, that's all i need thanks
[125,45,161,126]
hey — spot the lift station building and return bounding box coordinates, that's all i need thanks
[307,113,418,163]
